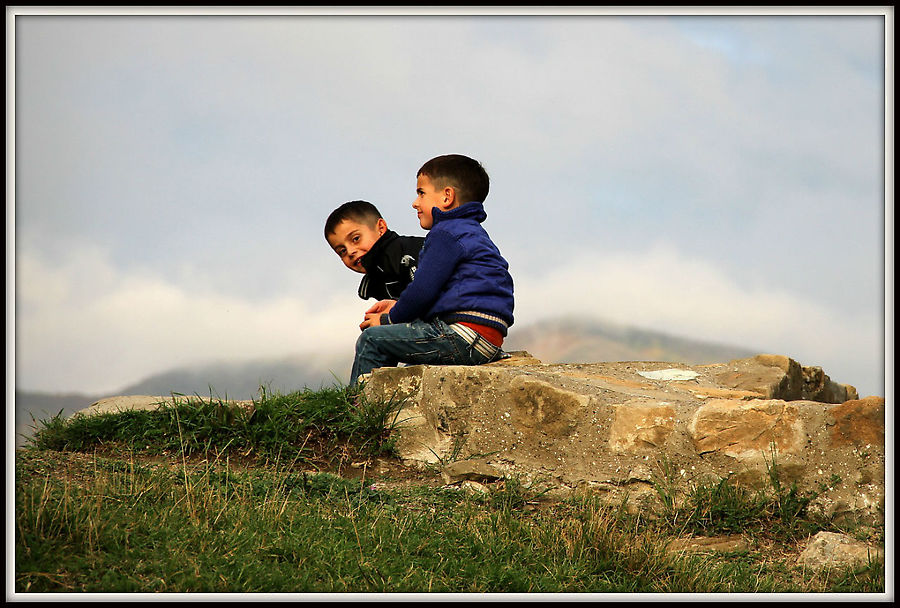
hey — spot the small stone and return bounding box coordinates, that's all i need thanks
[667,535,749,556]
[638,369,701,381]
[797,531,884,570]
[440,459,503,485]
[460,480,490,495]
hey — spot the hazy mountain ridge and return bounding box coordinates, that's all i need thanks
[504,316,759,366]
[116,352,352,399]
[14,317,759,447]
[13,352,352,447]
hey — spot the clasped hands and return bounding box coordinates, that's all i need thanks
[359,299,397,330]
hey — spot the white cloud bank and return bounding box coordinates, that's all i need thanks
[15,242,884,398]
[15,246,363,394]
[514,244,884,397]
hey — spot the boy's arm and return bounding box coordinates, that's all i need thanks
[383,230,464,324]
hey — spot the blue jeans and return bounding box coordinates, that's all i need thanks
[350,319,501,385]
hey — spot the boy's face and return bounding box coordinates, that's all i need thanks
[326,217,387,273]
[413,174,453,230]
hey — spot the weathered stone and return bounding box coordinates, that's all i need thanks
[827,397,885,447]
[74,395,172,417]
[637,368,700,382]
[459,480,490,495]
[363,356,884,523]
[608,401,676,452]
[807,492,884,523]
[441,459,504,484]
[72,394,255,418]
[487,350,543,367]
[558,372,656,391]
[666,535,750,556]
[715,354,858,403]
[688,399,806,459]
[797,531,884,570]
[508,375,586,436]
[73,354,883,524]
[676,386,765,400]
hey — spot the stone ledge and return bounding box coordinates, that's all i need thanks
[363,354,884,523]
[72,395,255,418]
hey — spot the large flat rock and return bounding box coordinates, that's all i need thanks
[363,354,882,523]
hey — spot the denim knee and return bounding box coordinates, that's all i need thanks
[355,325,389,352]
[355,328,371,352]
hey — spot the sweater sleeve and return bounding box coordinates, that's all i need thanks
[388,230,464,324]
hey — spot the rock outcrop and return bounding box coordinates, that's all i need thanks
[363,354,884,523]
[71,353,884,524]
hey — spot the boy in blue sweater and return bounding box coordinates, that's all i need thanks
[351,154,515,385]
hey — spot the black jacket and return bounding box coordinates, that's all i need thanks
[358,230,426,300]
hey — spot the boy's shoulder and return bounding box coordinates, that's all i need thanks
[377,232,425,258]
[362,231,425,272]
[394,233,426,247]
[358,232,424,300]
[429,205,493,242]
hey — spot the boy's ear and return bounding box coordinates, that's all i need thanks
[441,186,457,208]
[375,217,388,235]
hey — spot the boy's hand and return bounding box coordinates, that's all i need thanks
[365,299,397,315]
[359,299,396,330]
[359,312,381,330]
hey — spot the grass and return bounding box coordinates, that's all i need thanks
[650,452,827,542]
[14,385,886,595]
[27,383,403,466]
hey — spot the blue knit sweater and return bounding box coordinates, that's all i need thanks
[386,201,515,335]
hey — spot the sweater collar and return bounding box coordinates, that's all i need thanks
[359,229,399,273]
[432,201,487,226]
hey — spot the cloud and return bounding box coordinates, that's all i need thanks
[15,240,883,398]
[513,243,884,396]
[15,246,362,393]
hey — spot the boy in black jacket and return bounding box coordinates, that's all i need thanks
[325,200,426,301]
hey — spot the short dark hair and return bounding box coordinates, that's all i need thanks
[417,154,489,204]
[324,200,383,238]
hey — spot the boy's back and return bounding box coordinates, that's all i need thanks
[357,230,425,300]
[384,199,513,334]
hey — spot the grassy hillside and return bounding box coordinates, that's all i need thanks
[13,385,884,594]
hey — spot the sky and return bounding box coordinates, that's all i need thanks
[8,7,893,400]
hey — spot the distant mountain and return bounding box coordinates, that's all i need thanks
[116,352,352,399]
[14,352,352,448]
[14,316,759,448]
[504,316,759,366]
[13,391,104,447]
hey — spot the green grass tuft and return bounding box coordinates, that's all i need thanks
[26,384,405,466]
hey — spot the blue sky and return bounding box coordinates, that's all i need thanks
[9,7,892,398]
